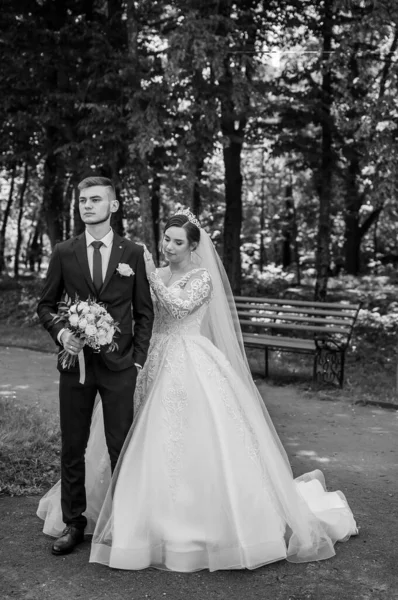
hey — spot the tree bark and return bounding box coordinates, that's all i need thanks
[14,164,29,278]
[139,167,157,258]
[73,184,85,236]
[341,27,397,274]
[151,174,161,262]
[220,53,246,294]
[191,159,203,217]
[126,0,157,257]
[282,184,293,268]
[291,194,301,286]
[27,208,44,273]
[315,0,333,301]
[43,147,66,248]
[99,164,124,236]
[222,130,244,294]
[259,153,267,273]
[0,165,16,274]
[343,153,361,274]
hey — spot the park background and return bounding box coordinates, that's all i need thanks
[0,0,398,492]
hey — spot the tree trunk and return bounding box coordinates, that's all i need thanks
[191,160,203,217]
[99,164,124,236]
[63,177,73,240]
[282,184,293,268]
[139,171,157,258]
[222,135,243,294]
[217,0,254,295]
[27,211,44,273]
[126,0,156,257]
[43,149,66,248]
[259,150,267,273]
[0,165,16,274]
[344,154,361,275]
[14,164,29,278]
[315,0,333,301]
[291,195,301,286]
[151,174,161,262]
[73,184,85,236]
[220,60,246,294]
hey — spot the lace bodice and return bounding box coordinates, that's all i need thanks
[149,268,213,336]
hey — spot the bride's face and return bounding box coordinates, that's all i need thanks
[163,226,192,264]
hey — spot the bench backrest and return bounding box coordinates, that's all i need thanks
[233,296,362,343]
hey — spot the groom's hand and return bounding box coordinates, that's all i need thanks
[60,330,85,355]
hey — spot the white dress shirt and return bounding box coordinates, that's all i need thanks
[85,228,114,281]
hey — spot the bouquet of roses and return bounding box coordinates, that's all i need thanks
[52,295,120,381]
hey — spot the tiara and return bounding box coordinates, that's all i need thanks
[175,207,201,228]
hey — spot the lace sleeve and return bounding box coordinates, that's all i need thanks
[149,269,213,320]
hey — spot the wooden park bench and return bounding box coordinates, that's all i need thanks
[234,296,362,387]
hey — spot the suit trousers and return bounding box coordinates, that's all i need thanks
[59,352,137,530]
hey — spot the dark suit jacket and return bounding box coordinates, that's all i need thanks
[37,231,154,372]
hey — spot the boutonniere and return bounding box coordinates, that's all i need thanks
[116,263,134,277]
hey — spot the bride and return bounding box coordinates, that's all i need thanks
[38,209,357,572]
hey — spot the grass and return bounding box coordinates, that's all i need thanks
[0,399,60,496]
[0,324,56,353]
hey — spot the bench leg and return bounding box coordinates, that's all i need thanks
[339,351,345,388]
[313,353,317,383]
[265,347,269,378]
[315,348,343,387]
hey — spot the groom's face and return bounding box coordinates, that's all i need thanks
[79,185,118,226]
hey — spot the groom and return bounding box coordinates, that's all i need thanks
[37,176,154,555]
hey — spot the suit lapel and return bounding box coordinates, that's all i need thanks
[73,233,97,297]
[100,233,127,295]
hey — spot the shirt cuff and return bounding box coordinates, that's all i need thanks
[134,363,143,370]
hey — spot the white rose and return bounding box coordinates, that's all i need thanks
[104,313,113,323]
[98,333,108,345]
[106,331,114,345]
[90,305,101,316]
[78,318,88,330]
[116,263,134,277]
[85,324,97,337]
[85,313,96,323]
[69,314,79,327]
[70,305,77,313]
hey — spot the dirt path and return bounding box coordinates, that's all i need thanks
[0,346,397,600]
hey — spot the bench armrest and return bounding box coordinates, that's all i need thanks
[314,334,348,352]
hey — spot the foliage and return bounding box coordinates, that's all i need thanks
[0,0,398,291]
[0,400,60,496]
[0,276,42,325]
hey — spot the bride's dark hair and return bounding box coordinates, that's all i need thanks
[164,214,201,247]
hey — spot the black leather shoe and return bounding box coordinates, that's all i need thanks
[51,526,85,555]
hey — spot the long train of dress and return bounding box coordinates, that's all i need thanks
[38,268,358,571]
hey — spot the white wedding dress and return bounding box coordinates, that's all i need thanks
[38,265,358,571]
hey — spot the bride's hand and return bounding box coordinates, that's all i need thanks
[142,245,157,278]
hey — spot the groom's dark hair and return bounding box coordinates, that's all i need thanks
[78,176,116,201]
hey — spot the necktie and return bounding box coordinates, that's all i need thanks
[91,241,103,294]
